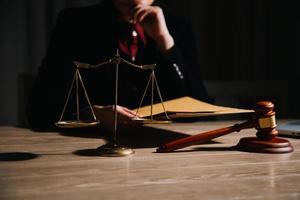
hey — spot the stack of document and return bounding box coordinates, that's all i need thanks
[134,96,253,119]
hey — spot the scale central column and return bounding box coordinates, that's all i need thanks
[96,50,134,156]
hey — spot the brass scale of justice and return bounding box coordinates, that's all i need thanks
[55,50,293,156]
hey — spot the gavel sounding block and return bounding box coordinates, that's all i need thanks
[237,137,293,153]
[237,101,293,153]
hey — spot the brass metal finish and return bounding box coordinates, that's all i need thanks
[55,120,100,128]
[258,116,276,128]
[55,68,99,128]
[132,118,171,124]
[134,70,171,123]
[96,143,134,157]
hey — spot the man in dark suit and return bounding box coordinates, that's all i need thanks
[26,0,207,129]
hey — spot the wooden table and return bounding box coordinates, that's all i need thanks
[1,121,300,200]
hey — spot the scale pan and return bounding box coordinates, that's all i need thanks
[55,120,100,128]
[132,117,171,124]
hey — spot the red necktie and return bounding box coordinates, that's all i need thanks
[118,23,146,61]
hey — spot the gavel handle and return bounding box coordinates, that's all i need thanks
[156,120,257,152]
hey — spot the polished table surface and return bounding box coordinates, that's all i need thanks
[0,120,300,200]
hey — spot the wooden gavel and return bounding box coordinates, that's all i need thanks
[156,101,293,153]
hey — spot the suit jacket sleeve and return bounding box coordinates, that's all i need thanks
[157,16,208,101]
[26,9,78,130]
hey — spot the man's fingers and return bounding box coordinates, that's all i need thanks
[132,5,160,23]
[136,9,150,22]
[116,106,136,118]
[132,6,148,22]
[121,106,137,116]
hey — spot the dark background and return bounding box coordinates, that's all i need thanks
[0,0,299,126]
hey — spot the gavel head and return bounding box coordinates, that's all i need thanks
[253,101,278,140]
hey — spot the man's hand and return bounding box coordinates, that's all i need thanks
[132,5,174,52]
[92,105,137,130]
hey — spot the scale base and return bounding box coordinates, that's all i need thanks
[96,143,134,157]
[236,137,293,153]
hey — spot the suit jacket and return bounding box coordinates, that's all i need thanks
[26,0,208,129]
